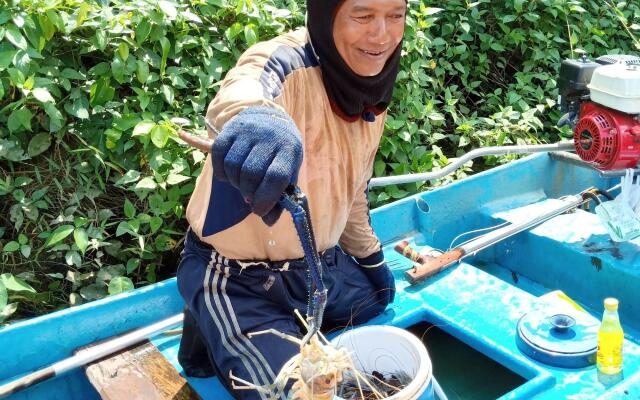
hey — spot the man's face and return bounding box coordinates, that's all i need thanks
[332,0,407,77]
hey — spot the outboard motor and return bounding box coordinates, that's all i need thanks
[558,55,640,170]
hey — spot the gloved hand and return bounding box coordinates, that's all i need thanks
[212,106,303,225]
[360,262,396,306]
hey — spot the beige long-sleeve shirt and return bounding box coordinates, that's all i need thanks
[186,28,385,263]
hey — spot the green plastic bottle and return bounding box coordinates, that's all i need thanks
[597,298,624,374]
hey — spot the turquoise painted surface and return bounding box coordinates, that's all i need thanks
[1,153,639,399]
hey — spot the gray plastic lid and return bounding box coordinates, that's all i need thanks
[516,307,599,368]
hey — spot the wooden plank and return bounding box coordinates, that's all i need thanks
[81,340,201,400]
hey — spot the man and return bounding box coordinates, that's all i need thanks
[177,0,407,398]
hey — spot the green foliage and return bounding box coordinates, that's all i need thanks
[0,0,302,321]
[0,0,638,321]
[372,0,640,205]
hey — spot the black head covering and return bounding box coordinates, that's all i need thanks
[306,0,405,121]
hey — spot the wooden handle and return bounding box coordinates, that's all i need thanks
[394,240,434,264]
[404,248,466,284]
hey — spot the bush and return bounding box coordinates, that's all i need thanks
[0,0,638,321]
[374,0,640,203]
[0,0,303,321]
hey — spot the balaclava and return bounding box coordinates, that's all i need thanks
[306,0,405,122]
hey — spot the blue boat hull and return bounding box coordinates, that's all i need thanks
[2,153,639,399]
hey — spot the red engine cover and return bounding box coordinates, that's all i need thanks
[574,102,640,170]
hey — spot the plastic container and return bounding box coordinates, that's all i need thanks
[597,298,624,375]
[331,325,434,400]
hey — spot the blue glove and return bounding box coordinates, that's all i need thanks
[358,260,396,307]
[212,107,303,226]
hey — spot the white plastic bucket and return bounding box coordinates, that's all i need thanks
[331,325,434,400]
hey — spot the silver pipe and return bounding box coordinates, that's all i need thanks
[369,142,576,188]
[0,314,184,398]
[549,151,640,177]
[458,194,584,257]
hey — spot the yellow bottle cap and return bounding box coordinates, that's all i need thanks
[604,298,619,311]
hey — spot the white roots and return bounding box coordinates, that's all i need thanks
[230,310,386,400]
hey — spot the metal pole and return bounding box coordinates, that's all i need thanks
[458,194,583,256]
[0,313,184,399]
[369,142,576,188]
[548,151,640,177]
[404,186,618,283]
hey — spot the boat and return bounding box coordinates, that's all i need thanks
[1,149,639,399]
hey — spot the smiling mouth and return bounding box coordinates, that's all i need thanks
[361,49,386,57]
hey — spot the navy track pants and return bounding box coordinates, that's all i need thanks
[176,230,388,400]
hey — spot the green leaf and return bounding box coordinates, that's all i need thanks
[20,245,31,258]
[150,125,170,148]
[8,108,33,132]
[23,76,34,90]
[80,284,107,301]
[158,1,178,20]
[0,11,10,25]
[0,273,36,293]
[60,68,85,80]
[166,174,190,185]
[136,60,149,84]
[135,177,157,190]
[136,19,152,45]
[0,281,7,310]
[44,104,64,132]
[182,10,202,24]
[0,47,16,69]
[126,259,141,274]
[74,228,88,254]
[514,0,525,12]
[159,37,170,75]
[27,133,51,157]
[32,87,54,103]
[65,250,81,267]
[45,225,75,247]
[66,97,89,119]
[116,221,133,237]
[45,10,64,31]
[18,234,28,245]
[124,198,136,218]
[88,62,110,76]
[118,42,129,61]
[225,23,243,41]
[374,159,386,177]
[90,78,115,106]
[39,15,56,40]
[115,170,141,186]
[113,115,141,131]
[1,303,18,321]
[77,3,90,26]
[425,7,443,15]
[7,68,25,86]
[161,84,174,105]
[3,241,19,253]
[111,57,125,84]
[5,25,27,50]
[97,265,125,284]
[149,216,162,233]
[244,25,258,46]
[108,276,134,295]
[132,121,156,137]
